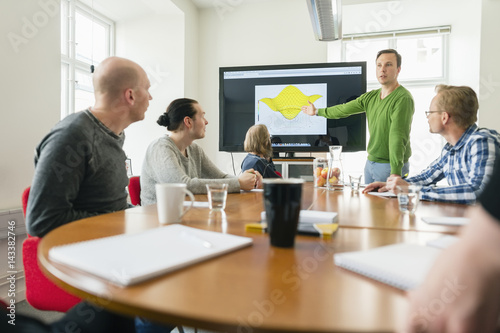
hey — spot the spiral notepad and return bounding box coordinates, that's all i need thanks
[334,243,441,290]
[49,225,253,286]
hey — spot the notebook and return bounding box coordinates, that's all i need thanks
[426,235,459,249]
[334,243,441,290]
[49,225,253,286]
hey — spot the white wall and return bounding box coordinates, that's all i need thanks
[197,0,328,175]
[0,0,60,210]
[478,0,500,131]
[172,0,199,99]
[118,1,200,176]
[117,8,187,176]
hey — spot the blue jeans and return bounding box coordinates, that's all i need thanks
[364,160,410,184]
[135,317,176,333]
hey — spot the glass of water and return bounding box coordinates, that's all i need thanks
[396,185,421,214]
[206,183,228,211]
[348,174,362,192]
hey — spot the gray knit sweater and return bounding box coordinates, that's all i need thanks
[140,135,239,205]
[26,110,129,237]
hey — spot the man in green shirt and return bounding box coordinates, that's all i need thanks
[302,49,414,183]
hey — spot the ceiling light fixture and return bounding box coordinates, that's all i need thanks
[307,0,342,41]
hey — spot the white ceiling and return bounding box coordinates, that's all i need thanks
[79,0,180,21]
[191,0,269,8]
[81,0,390,21]
[191,0,390,8]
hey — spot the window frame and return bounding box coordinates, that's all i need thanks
[60,0,115,118]
[341,26,450,90]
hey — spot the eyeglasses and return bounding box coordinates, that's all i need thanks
[425,110,445,117]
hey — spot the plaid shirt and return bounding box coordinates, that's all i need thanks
[405,124,500,204]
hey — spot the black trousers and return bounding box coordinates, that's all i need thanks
[3,302,136,333]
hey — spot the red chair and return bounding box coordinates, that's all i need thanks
[21,187,30,213]
[21,187,81,312]
[128,176,141,206]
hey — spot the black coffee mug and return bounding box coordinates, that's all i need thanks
[263,179,304,247]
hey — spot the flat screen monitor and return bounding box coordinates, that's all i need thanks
[219,62,367,155]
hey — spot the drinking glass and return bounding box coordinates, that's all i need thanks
[396,185,421,214]
[206,184,228,211]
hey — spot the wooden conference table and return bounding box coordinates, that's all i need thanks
[38,182,468,332]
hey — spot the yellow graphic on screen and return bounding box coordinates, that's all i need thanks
[259,85,322,120]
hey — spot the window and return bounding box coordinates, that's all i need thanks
[396,36,445,81]
[337,26,450,175]
[60,0,114,118]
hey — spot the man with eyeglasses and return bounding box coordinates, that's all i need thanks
[364,85,500,204]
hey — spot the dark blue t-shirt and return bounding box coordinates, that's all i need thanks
[241,154,280,178]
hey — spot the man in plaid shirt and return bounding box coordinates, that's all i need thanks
[364,85,500,204]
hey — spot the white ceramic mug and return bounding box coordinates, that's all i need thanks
[155,183,195,224]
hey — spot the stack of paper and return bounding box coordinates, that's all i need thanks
[49,225,253,286]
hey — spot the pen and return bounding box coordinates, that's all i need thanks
[180,231,213,249]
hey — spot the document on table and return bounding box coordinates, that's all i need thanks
[184,201,210,208]
[422,216,470,226]
[334,243,441,291]
[49,225,253,286]
[367,191,397,198]
[261,210,338,224]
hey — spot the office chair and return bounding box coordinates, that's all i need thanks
[21,186,81,312]
[128,176,141,206]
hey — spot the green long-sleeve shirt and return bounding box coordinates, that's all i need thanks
[318,85,414,175]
